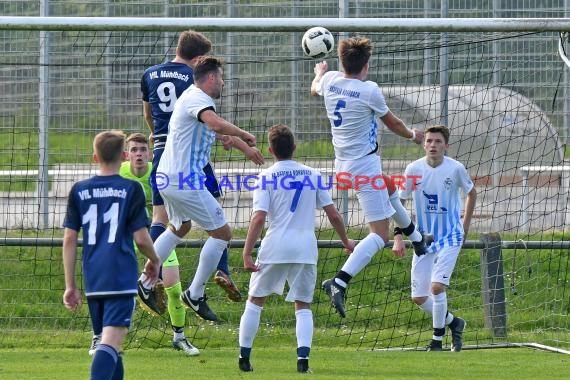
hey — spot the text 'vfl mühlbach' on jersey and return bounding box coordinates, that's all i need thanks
[77,187,128,200]
[148,70,191,82]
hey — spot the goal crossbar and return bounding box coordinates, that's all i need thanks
[0,16,570,32]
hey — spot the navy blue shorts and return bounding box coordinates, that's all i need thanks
[151,148,165,206]
[203,162,222,198]
[87,296,136,329]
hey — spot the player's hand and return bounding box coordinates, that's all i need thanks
[411,128,424,145]
[143,259,160,284]
[219,135,234,151]
[243,253,260,272]
[245,146,265,165]
[241,131,257,147]
[343,239,356,254]
[392,235,406,258]
[314,61,328,77]
[63,288,82,311]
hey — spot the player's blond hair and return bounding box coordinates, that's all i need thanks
[126,132,149,146]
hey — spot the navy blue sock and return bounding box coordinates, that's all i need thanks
[149,223,166,242]
[297,346,310,358]
[91,344,118,380]
[216,248,230,275]
[240,346,252,359]
[91,322,102,337]
[111,354,124,380]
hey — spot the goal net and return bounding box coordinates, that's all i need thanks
[1,22,569,352]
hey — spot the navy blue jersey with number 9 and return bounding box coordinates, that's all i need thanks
[140,61,194,148]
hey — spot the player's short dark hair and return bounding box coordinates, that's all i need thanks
[193,56,223,83]
[177,30,212,61]
[126,132,148,146]
[268,123,295,159]
[425,124,450,144]
[338,37,372,75]
[93,130,125,164]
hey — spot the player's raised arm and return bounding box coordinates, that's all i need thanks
[310,61,328,96]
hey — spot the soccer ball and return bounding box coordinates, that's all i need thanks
[301,27,334,59]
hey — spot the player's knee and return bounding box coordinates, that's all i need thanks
[372,229,389,244]
[210,224,232,241]
[294,301,311,311]
[152,205,168,224]
[412,296,427,306]
[368,220,390,242]
[431,282,446,295]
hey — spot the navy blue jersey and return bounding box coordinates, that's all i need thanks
[140,61,194,148]
[63,175,150,298]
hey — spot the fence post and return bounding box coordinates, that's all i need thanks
[480,232,507,338]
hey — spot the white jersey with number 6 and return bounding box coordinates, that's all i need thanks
[315,71,390,161]
[252,160,333,265]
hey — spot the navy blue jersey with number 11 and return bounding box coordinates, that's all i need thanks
[63,175,149,298]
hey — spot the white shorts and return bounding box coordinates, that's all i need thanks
[159,186,227,231]
[410,245,461,298]
[248,263,317,303]
[335,154,395,222]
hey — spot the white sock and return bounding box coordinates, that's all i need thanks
[173,331,185,341]
[154,228,182,264]
[341,233,385,276]
[389,191,411,227]
[139,229,181,288]
[432,292,447,330]
[420,297,455,325]
[188,237,227,298]
[239,301,263,349]
[418,297,433,315]
[389,192,422,242]
[295,309,313,350]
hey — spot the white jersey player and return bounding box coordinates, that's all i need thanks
[238,124,355,373]
[140,56,259,323]
[310,36,427,318]
[398,124,477,352]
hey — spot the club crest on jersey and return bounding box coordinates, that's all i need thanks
[423,191,438,211]
[444,177,453,191]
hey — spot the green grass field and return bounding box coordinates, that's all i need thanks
[1,218,570,377]
[1,347,568,380]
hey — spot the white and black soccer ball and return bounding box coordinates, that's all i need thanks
[301,27,334,59]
